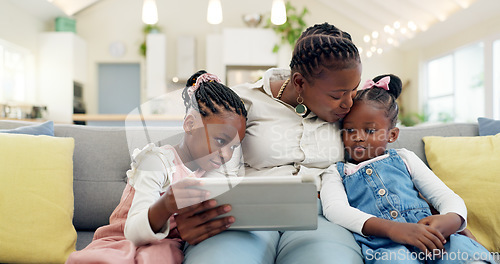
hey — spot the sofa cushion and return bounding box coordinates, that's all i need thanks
[478,117,500,136]
[423,134,500,252]
[0,133,76,263]
[0,120,54,136]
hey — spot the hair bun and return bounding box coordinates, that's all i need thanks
[186,70,207,87]
[372,74,402,99]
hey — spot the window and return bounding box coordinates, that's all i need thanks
[0,39,35,103]
[425,43,484,123]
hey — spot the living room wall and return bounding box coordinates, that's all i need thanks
[74,0,394,115]
[0,1,45,54]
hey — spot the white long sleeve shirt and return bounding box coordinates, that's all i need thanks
[124,144,203,246]
[207,68,344,190]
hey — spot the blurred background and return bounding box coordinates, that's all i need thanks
[0,0,499,126]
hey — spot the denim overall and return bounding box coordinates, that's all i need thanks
[337,149,493,264]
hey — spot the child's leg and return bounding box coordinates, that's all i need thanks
[433,234,495,264]
[275,214,363,264]
[183,230,279,264]
[135,238,184,264]
[65,236,136,264]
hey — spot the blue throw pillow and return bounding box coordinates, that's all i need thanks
[0,121,54,136]
[478,117,500,136]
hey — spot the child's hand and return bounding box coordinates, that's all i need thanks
[163,178,210,215]
[175,200,234,245]
[148,178,210,233]
[387,222,446,257]
[418,213,463,239]
[363,217,446,257]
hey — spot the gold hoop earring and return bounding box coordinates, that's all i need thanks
[295,94,308,116]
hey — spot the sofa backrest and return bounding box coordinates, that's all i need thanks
[0,120,479,231]
[389,123,478,165]
[56,124,184,231]
[0,120,184,231]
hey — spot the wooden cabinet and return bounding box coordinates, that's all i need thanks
[207,28,279,83]
[222,28,277,66]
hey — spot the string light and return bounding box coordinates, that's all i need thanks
[271,0,287,25]
[359,1,476,59]
[207,0,223,25]
[142,0,158,25]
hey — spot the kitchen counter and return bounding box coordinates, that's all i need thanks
[72,114,184,127]
[72,114,184,122]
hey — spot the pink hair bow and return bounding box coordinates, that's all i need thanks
[360,76,391,91]
[187,73,222,98]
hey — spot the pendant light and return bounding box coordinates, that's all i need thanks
[142,0,158,25]
[271,0,287,25]
[207,0,223,25]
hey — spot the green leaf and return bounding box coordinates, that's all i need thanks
[273,44,280,53]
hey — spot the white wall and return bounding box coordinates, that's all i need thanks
[74,0,369,114]
[0,1,46,54]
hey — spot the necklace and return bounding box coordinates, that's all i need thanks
[276,78,290,100]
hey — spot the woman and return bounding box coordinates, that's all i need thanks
[177,22,364,264]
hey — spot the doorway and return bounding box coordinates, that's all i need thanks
[98,63,141,114]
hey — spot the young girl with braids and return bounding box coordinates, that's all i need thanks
[65,70,247,264]
[182,22,365,264]
[321,74,494,263]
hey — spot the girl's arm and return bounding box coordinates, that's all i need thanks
[321,164,446,254]
[320,164,376,235]
[398,149,467,236]
[362,217,446,254]
[124,157,173,246]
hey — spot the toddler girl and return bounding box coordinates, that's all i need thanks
[66,70,247,264]
[320,74,493,263]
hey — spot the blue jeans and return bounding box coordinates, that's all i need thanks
[183,199,363,264]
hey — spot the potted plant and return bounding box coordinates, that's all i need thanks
[265,1,309,53]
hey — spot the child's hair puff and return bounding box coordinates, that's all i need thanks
[182,70,247,119]
[355,74,402,128]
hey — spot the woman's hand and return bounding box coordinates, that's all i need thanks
[174,200,235,245]
[387,222,446,256]
[418,213,463,239]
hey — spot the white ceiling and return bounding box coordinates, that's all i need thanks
[316,0,499,53]
[7,0,100,19]
[8,0,499,54]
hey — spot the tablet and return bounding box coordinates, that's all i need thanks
[191,176,318,231]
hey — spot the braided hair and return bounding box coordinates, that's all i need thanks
[182,70,247,119]
[290,23,361,81]
[355,74,402,128]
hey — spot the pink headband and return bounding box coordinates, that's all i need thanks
[360,76,391,91]
[187,73,222,98]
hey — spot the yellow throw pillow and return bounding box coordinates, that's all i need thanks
[423,134,500,252]
[0,133,76,263]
